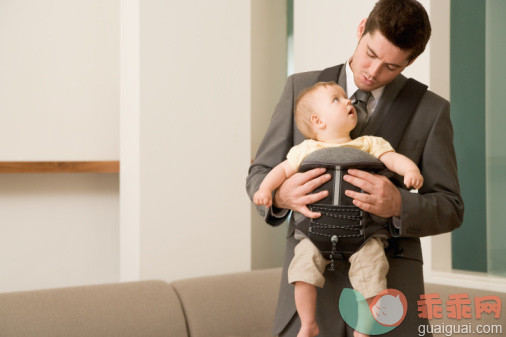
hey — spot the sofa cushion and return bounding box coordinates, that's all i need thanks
[171,268,281,337]
[0,280,188,337]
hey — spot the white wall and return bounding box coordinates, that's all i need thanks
[0,0,120,293]
[137,0,252,281]
[250,0,288,270]
[119,0,140,282]
[1,0,264,292]
[427,0,452,274]
[0,0,119,161]
[0,174,119,292]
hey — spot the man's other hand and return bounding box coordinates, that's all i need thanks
[273,168,331,219]
[343,169,401,218]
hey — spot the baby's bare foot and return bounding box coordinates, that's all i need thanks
[297,322,319,337]
[353,329,369,337]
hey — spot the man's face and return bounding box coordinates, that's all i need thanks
[350,27,413,91]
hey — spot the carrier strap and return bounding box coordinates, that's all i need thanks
[316,64,428,150]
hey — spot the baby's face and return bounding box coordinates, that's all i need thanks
[311,84,357,135]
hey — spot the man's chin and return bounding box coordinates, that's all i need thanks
[357,81,378,92]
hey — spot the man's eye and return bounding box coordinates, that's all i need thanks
[386,66,396,71]
[367,52,375,58]
[333,97,339,102]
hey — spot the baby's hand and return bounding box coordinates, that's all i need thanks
[254,189,273,207]
[404,169,424,190]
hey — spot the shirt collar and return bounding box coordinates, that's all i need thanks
[345,60,385,102]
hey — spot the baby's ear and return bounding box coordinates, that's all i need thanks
[310,114,325,129]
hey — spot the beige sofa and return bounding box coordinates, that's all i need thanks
[0,268,281,337]
[1,268,504,337]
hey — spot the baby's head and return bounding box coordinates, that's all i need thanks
[295,82,357,141]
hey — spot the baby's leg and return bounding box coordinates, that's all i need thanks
[288,238,329,337]
[348,237,388,299]
[294,281,319,337]
[348,237,389,337]
[353,297,375,337]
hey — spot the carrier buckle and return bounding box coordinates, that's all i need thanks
[329,235,339,271]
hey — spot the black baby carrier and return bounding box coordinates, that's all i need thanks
[296,64,428,270]
[296,147,390,271]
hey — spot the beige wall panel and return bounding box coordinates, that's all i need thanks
[139,0,252,281]
[0,0,119,160]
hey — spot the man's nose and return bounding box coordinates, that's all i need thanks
[369,60,382,79]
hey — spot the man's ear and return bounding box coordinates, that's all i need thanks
[310,114,325,129]
[357,18,367,40]
[406,56,417,67]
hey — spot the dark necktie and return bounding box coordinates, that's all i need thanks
[350,89,372,138]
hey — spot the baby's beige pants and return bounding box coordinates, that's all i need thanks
[287,236,388,299]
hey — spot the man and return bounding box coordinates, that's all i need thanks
[246,0,464,336]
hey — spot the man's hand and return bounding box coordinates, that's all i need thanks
[273,168,331,218]
[343,169,401,218]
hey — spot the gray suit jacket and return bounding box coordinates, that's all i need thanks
[246,66,464,335]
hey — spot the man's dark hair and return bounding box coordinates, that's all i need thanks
[364,0,431,62]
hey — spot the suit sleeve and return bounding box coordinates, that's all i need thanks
[393,101,465,237]
[246,75,296,226]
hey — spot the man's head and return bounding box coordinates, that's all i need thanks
[350,0,431,91]
[295,82,357,141]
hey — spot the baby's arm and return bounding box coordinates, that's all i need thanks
[379,151,424,189]
[254,160,297,207]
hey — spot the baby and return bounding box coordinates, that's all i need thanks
[253,81,423,337]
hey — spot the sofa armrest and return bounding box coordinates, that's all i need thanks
[0,280,188,337]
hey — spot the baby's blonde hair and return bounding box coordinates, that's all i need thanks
[295,81,338,140]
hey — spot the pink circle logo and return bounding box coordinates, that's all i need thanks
[369,288,408,327]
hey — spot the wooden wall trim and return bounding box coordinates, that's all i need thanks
[0,161,119,173]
